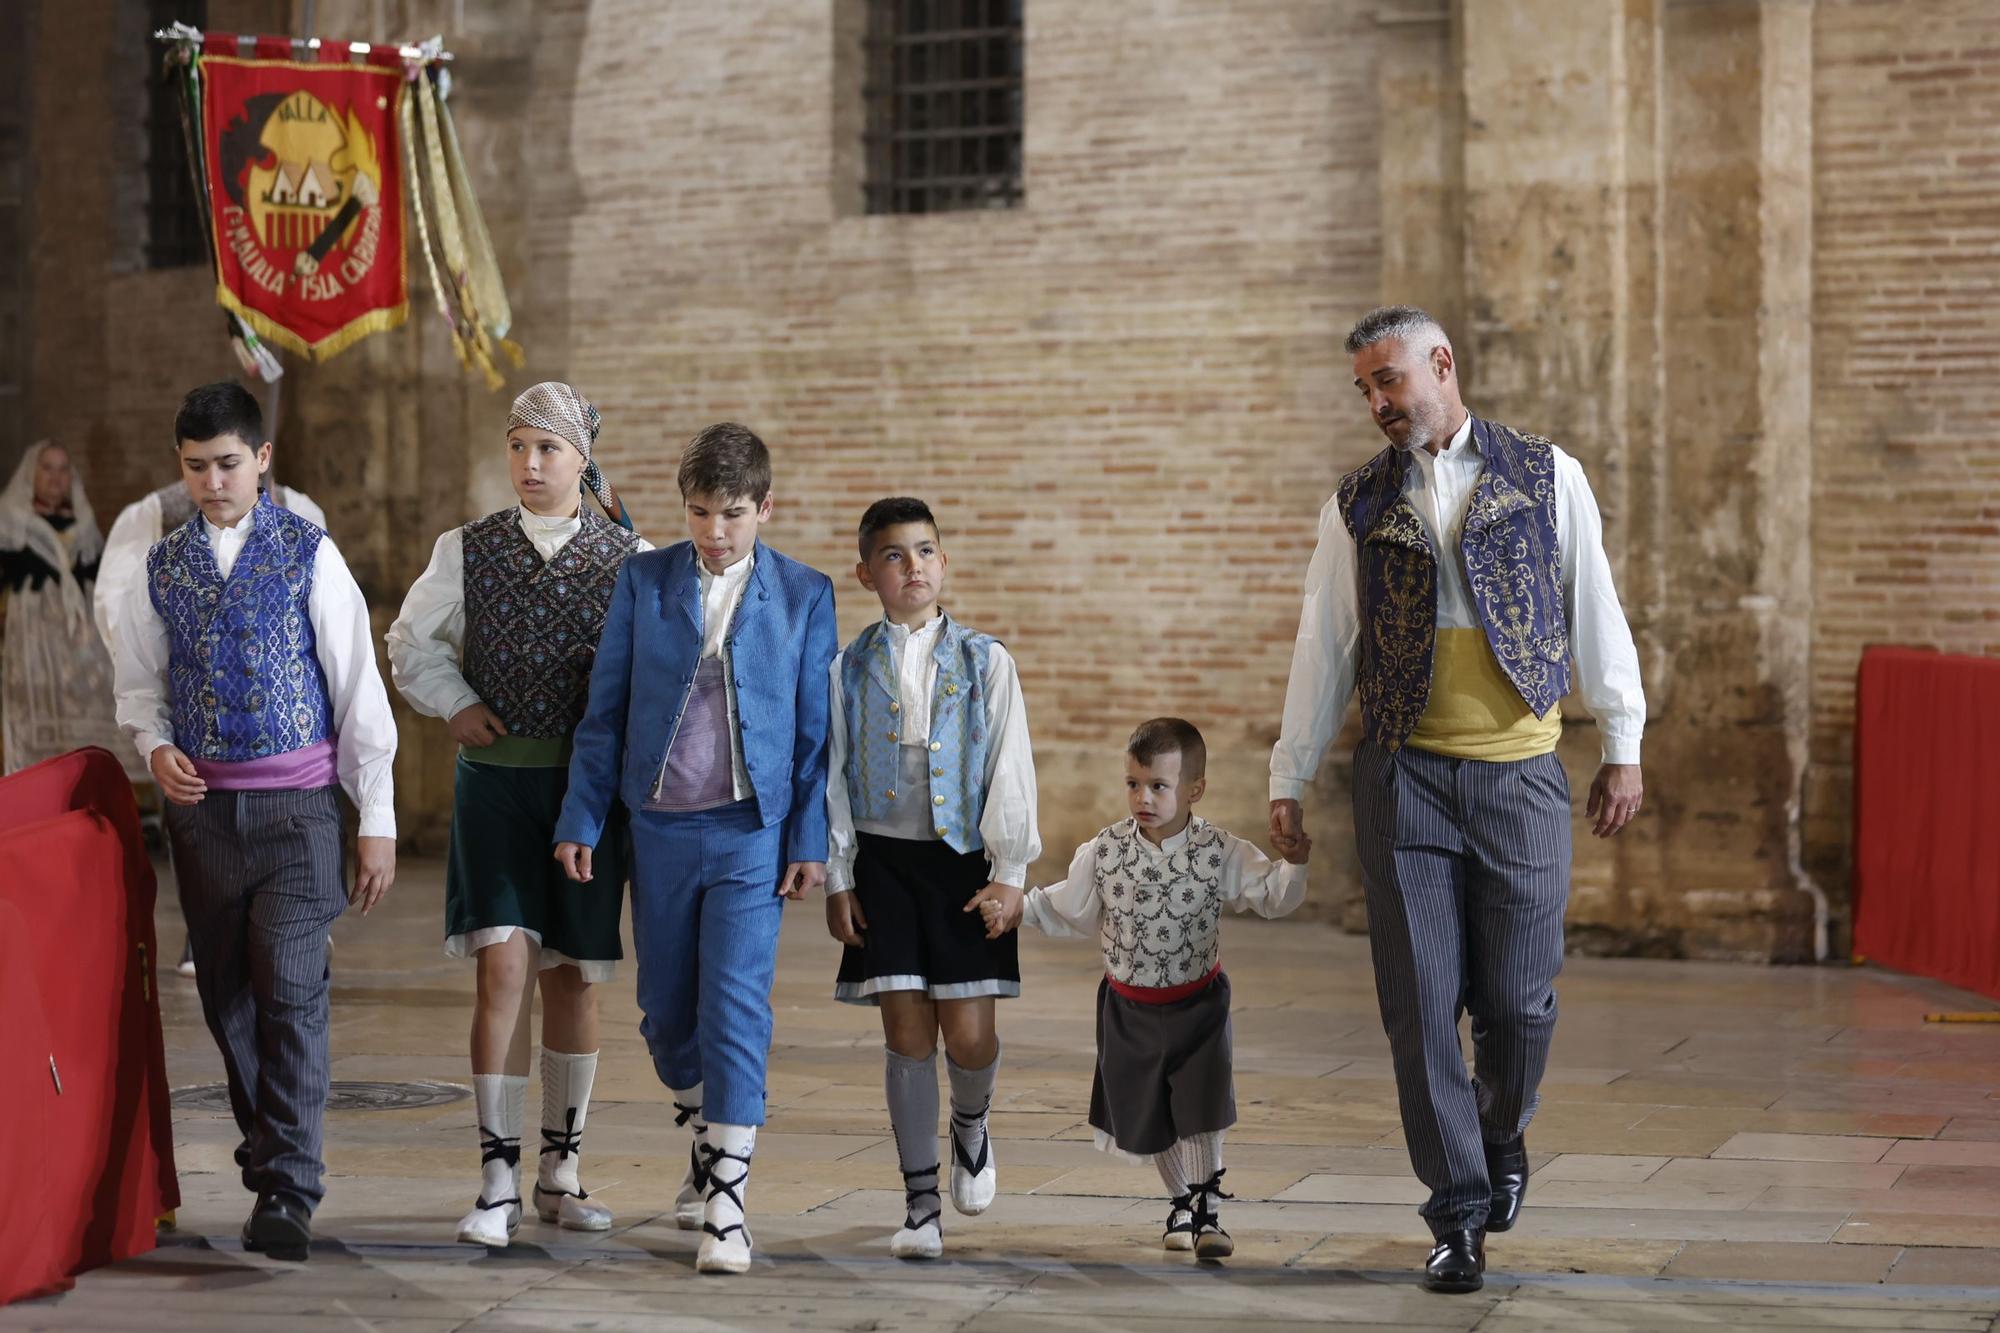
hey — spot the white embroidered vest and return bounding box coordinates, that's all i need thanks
[1092,817,1229,988]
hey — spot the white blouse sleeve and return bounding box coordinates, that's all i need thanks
[1218,828,1308,920]
[111,554,175,763]
[1271,494,1362,800]
[824,651,859,894]
[93,493,159,651]
[384,529,481,722]
[1553,447,1646,764]
[1021,839,1102,939]
[310,538,398,839]
[977,643,1041,887]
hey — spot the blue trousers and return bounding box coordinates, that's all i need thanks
[628,801,785,1126]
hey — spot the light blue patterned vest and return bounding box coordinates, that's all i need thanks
[147,496,333,761]
[840,614,994,853]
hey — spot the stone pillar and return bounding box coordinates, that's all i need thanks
[1376,0,1818,960]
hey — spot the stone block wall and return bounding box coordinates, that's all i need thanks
[18,0,2000,959]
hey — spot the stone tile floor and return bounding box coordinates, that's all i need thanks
[6,857,2000,1331]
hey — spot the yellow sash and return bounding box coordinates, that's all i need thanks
[1406,628,1561,761]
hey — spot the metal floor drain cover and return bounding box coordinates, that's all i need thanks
[172,1080,470,1112]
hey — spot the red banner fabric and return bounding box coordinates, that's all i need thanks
[1852,646,2000,1002]
[198,54,407,360]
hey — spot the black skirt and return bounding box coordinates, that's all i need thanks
[834,831,1020,1005]
[1089,972,1236,1158]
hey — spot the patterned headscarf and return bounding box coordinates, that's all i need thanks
[506,381,632,529]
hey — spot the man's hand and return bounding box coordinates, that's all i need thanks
[351,836,396,914]
[779,861,827,900]
[964,882,1024,940]
[448,703,508,749]
[1269,798,1307,860]
[149,745,207,805]
[826,890,867,946]
[555,841,594,882]
[1586,763,1643,838]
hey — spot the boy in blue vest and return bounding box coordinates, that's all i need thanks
[111,381,399,1261]
[824,497,1041,1260]
[553,422,836,1275]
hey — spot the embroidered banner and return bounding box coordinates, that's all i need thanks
[199,56,407,360]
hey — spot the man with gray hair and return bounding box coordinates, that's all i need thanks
[1269,305,1645,1292]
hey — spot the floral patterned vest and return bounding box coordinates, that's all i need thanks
[1337,418,1570,751]
[1092,817,1230,989]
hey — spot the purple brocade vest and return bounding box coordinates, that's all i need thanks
[461,506,640,738]
[1337,418,1571,752]
[147,497,333,761]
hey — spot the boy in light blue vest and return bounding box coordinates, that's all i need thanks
[824,497,1041,1260]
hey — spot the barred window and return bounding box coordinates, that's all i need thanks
[145,0,208,269]
[863,0,1023,215]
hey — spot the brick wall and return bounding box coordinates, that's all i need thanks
[516,0,1384,881]
[1805,1,2000,923]
[24,0,2000,956]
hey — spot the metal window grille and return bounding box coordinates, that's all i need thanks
[863,0,1023,215]
[145,0,208,269]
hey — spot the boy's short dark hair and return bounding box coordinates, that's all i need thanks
[174,381,263,450]
[857,496,940,560]
[1127,717,1207,782]
[678,422,772,503]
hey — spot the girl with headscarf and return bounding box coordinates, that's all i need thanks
[386,382,646,1248]
[0,440,138,776]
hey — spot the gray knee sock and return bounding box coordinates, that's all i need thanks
[1154,1149,1189,1200]
[885,1047,941,1217]
[945,1045,999,1161]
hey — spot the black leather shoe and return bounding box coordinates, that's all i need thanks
[1422,1228,1485,1293]
[242,1192,313,1261]
[1484,1136,1528,1233]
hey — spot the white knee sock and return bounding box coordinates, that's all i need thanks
[472,1073,528,1209]
[538,1048,598,1194]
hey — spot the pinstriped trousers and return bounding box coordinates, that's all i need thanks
[1351,739,1571,1237]
[165,785,347,1208]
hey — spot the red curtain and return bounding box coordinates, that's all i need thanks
[1852,647,2000,1003]
[0,748,179,1306]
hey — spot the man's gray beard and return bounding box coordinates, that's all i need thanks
[1392,401,1446,452]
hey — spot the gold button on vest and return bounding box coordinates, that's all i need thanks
[932,767,944,777]
[885,789,896,800]
[929,741,942,752]
[888,731,898,742]
[889,702,900,714]
[935,825,948,836]
[933,794,946,806]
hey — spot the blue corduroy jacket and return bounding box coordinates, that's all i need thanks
[553,539,837,865]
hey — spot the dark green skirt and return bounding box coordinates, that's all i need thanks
[445,752,629,966]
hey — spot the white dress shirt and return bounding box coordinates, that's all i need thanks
[1270,413,1646,799]
[94,485,327,651]
[385,505,652,722]
[824,615,1042,893]
[112,505,399,838]
[1022,818,1307,951]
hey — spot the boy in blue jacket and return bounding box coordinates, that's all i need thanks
[555,422,836,1274]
